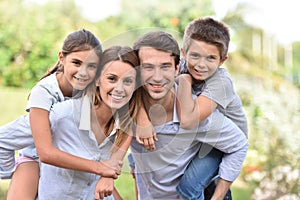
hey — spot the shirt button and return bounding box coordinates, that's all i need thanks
[87,182,91,186]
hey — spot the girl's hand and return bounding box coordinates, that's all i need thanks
[94,177,114,200]
[136,124,158,151]
[99,159,123,178]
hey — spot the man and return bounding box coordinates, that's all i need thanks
[130,30,248,200]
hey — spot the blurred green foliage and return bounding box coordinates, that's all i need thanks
[1,0,299,88]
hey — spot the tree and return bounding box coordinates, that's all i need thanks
[0,0,91,87]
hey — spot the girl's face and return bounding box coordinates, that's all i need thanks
[59,50,100,92]
[97,60,136,110]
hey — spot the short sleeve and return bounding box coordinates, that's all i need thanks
[26,74,65,112]
[200,68,234,109]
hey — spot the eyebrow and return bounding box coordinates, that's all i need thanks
[71,57,98,64]
[105,73,135,78]
[141,62,172,65]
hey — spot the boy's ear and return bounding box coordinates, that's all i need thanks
[180,48,186,59]
[220,55,228,66]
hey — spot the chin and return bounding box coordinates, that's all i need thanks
[111,103,127,110]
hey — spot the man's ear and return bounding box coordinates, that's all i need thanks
[180,48,186,60]
[175,64,179,76]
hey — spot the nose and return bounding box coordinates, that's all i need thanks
[114,80,124,93]
[195,57,206,68]
[77,65,87,77]
[152,67,163,82]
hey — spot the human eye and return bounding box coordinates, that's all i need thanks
[188,53,200,60]
[161,64,172,70]
[72,60,81,66]
[124,78,134,85]
[107,75,116,82]
[206,55,217,62]
[88,64,98,70]
[141,64,154,70]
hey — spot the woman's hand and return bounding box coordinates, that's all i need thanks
[94,177,114,200]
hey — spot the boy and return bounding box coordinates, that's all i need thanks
[176,17,248,199]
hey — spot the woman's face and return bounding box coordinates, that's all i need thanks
[97,60,136,110]
[60,50,100,91]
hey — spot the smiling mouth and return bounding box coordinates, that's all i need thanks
[151,84,162,88]
[194,68,207,74]
[74,76,89,83]
[110,94,126,100]
[148,84,164,92]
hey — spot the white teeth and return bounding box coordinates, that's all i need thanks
[150,83,163,88]
[74,77,87,82]
[152,85,161,88]
[111,94,124,100]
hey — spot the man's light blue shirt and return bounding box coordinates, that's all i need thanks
[130,84,248,200]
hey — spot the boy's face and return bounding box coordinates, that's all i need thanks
[183,39,227,81]
[139,47,178,101]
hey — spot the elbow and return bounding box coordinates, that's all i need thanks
[180,119,199,130]
[37,147,54,164]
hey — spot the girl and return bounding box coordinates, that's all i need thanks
[0,29,119,199]
[36,45,140,199]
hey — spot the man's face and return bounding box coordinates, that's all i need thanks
[139,47,178,101]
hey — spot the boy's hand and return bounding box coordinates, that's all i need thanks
[94,177,114,200]
[136,124,158,151]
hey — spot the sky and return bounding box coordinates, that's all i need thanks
[212,0,300,44]
[28,0,299,44]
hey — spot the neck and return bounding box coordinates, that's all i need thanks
[143,90,175,126]
[95,103,114,129]
[56,73,75,97]
[91,103,114,144]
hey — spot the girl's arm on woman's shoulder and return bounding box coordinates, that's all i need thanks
[29,107,120,178]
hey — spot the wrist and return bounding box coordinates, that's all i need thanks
[95,161,104,175]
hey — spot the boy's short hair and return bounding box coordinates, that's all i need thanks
[133,30,180,66]
[182,17,230,59]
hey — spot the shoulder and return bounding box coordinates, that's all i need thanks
[50,98,82,119]
[207,68,234,90]
[31,74,60,95]
[35,73,58,87]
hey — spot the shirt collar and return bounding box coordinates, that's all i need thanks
[79,95,120,135]
[173,83,180,124]
[79,95,91,131]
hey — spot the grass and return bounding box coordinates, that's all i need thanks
[0,86,29,125]
[0,86,252,199]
